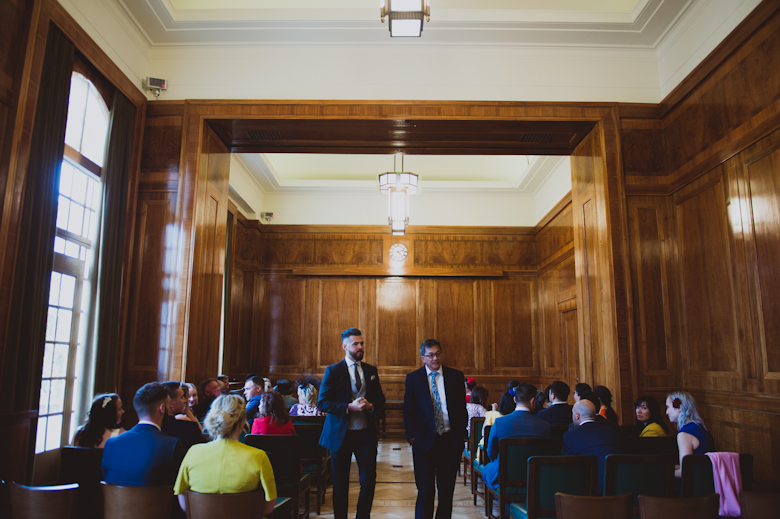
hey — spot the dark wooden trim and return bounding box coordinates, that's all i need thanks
[624,183,670,196]
[533,192,572,233]
[146,101,186,117]
[257,224,537,236]
[618,103,661,120]
[292,266,506,277]
[64,143,101,177]
[658,0,780,117]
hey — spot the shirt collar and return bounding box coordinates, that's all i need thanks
[578,419,595,426]
[345,354,359,368]
[551,401,568,405]
[514,405,531,412]
[138,420,161,431]
[425,366,442,377]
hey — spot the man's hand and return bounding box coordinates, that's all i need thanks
[348,397,368,413]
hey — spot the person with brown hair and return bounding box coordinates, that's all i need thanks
[72,393,126,448]
[250,391,296,435]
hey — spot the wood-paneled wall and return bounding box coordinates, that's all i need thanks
[622,1,780,490]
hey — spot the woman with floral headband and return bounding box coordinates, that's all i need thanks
[72,393,126,448]
[666,391,714,477]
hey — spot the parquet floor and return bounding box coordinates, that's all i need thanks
[312,438,487,519]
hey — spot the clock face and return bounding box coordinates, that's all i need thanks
[389,243,408,262]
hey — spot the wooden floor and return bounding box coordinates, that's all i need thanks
[313,438,487,519]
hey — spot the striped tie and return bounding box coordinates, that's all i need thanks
[430,372,445,435]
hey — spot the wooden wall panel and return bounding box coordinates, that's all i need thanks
[262,235,383,267]
[675,176,739,376]
[319,279,362,368]
[261,278,306,371]
[435,280,478,371]
[376,279,419,370]
[536,204,574,267]
[414,236,535,270]
[538,270,561,378]
[492,280,534,371]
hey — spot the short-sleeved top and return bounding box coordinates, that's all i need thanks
[640,422,668,437]
[251,416,296,436]
[289,404,320,417]
[466,403,487,435]
[173,438,276,500]
[679,422,714,454]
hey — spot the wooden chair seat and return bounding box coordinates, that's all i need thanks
[604,454,675,515]
[59,445,104,519]
[637,493,719,519]
[184,489,270,519]
[101,482,173,519]
[463,416,485,492]
[7,481,79,519]
[554,492,634,519]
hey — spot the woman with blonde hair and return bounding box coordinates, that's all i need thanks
[174,395,277,515]
[289,381,322,416]
[666,391,714,477]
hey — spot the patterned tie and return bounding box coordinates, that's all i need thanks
[429,372,445,435]
[354,362,362,392]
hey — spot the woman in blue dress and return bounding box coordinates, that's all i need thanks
[666,391,715,477]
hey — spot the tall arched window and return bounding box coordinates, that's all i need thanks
[35,72,109,455]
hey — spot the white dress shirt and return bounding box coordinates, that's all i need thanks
[345,354,367,430]
[137,420,161,431]
[425,366,451,432]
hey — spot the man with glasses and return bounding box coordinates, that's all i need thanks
[403,339,468,519]
[318,328,386,519]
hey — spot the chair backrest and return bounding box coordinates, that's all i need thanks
[184,489,263,519]
[526,455,598,519]
[680,455,715,498]
[8,481,79,519]
[624,436,678,458]
[244,434,301,485]
[637,493,719,519]
[59,446,104,519]
[739,490,780,519]
[619,424,639,437]
[101,482,172,519]
[604,454,675,513]
[555,492,634,519]
[295,423,325,464]
[740,453,754,492]
[498,437,560,491]
[549,425,569,438]
[469,416,486,458]
[291,415,325,425]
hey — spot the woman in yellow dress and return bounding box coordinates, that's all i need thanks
[174,394,277,516]
[634,395,669,437]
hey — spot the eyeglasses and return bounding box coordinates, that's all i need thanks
[423,352,443,359]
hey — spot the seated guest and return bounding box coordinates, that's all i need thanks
[243,375,264,425]
[217,374,230,395]
[289,381,321,416]
[533,390,548,413]
[466,386,488,436]
[263,378,272,392]
[72,393,126,448]
[274,379,298,409]
[538,381,573,426]
[562,400,621,495]
[635,396,669,437]
[594,385,619,422]
[573,382,592,402]
[102,382,186,486]
[465,376,477,403]
[666,391,714,478]
[250,391,296,435]
[162,381,205,450]
[482,383,550,492]
[174,395,277,516]
[185,382,198,410]
[194,378,222,420]
[497,379,521,416]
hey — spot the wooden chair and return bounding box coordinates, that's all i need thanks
[463,416,485,489]
[59,445,104,519]
[637,493,719,519]
[185,489,292,519]
[623,436,678,458]
[296,422,329,515]
[509,455,598,519]
[485,437,560,519]
[681,453,754,498]
[7,481,79,519]
[739,490,780,519]
[473,424,490,509]
[245,434,311,519]
[555,492,634,519]
[604,454,675,515]
[291,415,326,425]
[101,482,173,519]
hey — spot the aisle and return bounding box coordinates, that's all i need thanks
[315,438,486,519]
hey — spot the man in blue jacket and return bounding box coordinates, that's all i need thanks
[318,328,385,519]
[537,380,573,426]
[482,383,550,492]
[103,382,186,486]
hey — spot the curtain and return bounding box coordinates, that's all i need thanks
[4,24,74,413]
[92,92,136,394]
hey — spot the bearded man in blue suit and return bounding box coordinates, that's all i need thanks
[318,328,385,519]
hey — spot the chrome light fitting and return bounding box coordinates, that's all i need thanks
[380,0,430,38]
[379,155,418,236]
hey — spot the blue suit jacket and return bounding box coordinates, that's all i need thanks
[482,410,550,490]
[537,403,573,426]
[318,360,385,452]
[562,420,622,494]
[102,423,185,486]
[403,365,468,453]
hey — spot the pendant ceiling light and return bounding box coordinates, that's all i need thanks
[378,155,418,236]
[380,0,430,38]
